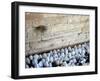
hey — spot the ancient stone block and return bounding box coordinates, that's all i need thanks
[25,12,89,55]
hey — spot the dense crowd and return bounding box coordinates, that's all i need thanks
[25,42,90,68]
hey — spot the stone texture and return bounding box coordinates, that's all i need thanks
[25,12,89,55]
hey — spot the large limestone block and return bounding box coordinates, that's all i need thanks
[25,12,89,55]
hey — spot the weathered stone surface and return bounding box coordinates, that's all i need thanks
[25,12,89,55]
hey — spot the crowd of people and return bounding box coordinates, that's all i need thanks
[25,42,90,68]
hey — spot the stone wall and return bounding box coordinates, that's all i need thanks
[25,12,89,55]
